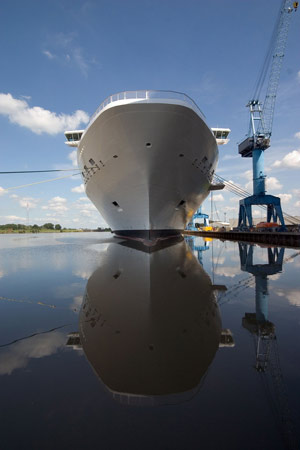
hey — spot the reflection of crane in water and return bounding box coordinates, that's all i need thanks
[185,235,210,266]
[240,243,297,450]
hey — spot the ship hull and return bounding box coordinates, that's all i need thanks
[78,101,218,238]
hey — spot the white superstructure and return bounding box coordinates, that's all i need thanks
[65,90,230,240]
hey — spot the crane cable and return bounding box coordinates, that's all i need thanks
[252,1,284,101]
[213,174,300,225]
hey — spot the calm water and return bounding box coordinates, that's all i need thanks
[0,232,299,450]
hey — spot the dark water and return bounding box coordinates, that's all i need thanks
[0,232,299,450]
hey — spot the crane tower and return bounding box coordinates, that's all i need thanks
[238,0,298,230]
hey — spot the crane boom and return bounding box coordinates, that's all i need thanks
[261,0,298,137]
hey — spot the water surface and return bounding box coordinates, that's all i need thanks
[0,232,299,449]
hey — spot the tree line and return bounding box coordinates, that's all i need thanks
[0,223,62,231]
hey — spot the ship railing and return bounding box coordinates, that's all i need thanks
[88,90,206,128]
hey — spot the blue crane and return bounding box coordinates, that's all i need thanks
[238,0,298,230]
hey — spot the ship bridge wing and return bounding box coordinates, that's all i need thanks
[211,128,231,145]
[64,130,85,147]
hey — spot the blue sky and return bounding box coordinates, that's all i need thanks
[0,0,299,228]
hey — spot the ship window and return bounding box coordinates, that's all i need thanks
[202,156,208,162]
[216,131,222,139]
[113,155,118,158]
[176,200,186,208]
[113,271,121,279]
[112,201,120,207]
[179,154,184,157]
[89,158,95,165]
[145,142,152,148]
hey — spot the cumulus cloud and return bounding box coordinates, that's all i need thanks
[245,177,279,192]
[5,215,26,222]
[294,132,300,139]
[276,288,300,307]
[277,193,292,204]
[18,196,39,209]
[266,177,282,190]
[213,194,224,202]
[0,93,89,135]
[71,184,85,193]
[0,331,65,375]
[215,266,240,278]
[272,150,300,169]
[42,196,68,212]
[0,187,7,196]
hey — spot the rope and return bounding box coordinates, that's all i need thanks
[3,172,81,191]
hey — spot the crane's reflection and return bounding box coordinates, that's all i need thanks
[72,238,231,405]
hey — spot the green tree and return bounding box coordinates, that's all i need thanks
[43,223,54,230]
[55,224,62,230]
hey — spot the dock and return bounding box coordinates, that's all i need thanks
[183,229,300,248]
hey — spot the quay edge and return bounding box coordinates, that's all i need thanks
[182,230,300,249]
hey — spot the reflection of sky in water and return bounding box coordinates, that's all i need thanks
[0,331,65,375]
[0,233,299,449]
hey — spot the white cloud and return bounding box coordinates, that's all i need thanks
[215,266,240,278]
[0,187,7,196]
[246,176,283,192]
[294,132,300,139]
[42,50,55,59]
[18,197,39,209]
[295,200,300,207]
[266,177,282,190]
[245,181,252,191]
[52,196,66,203]
[42,196,68,212]
[273,150,300,169]
[68,150,78,167]
[71,184,85,193]
[213,194,224,202]
[48,32,93,77]
[276,288,300,307]
[297,70,300,83]
[277,193,292,204]
[0,331,65,375]
[4,215,26,222]
[0,93,89,135]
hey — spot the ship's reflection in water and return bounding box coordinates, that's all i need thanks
[68,238,233,405]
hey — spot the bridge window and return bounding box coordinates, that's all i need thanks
[65,132,83,142]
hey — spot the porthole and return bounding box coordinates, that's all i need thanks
[179,154,184,157]
[145,142,152,148]
[113,155,118,158]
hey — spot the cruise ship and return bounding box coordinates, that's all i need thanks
[65,90,230,240]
